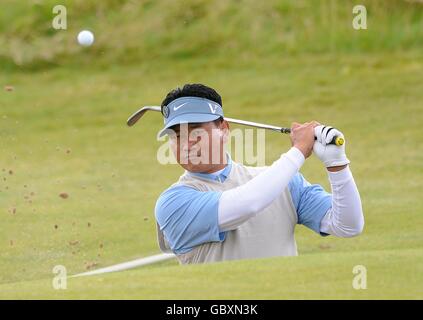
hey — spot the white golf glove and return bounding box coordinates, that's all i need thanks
[313,125,350,168]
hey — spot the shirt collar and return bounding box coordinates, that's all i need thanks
[187,153,232,183]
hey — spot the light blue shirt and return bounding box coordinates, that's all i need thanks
[155,156,332,254]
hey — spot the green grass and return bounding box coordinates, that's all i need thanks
[1,0,423,70]
[0,249,421,299]
[1,0,423,299]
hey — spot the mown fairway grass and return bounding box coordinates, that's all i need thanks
[0,0,422,299]
[1,249,422,299]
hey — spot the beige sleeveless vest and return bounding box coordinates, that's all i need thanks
[156,161,298,264]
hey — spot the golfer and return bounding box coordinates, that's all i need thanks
[155,83,364,264]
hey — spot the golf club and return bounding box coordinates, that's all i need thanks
[127,106,344,146]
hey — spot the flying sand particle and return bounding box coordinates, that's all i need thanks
[59,192,69,199]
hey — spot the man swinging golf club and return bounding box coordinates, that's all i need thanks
[155,83,364,264]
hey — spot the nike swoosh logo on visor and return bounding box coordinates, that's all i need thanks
[173,102,189,111]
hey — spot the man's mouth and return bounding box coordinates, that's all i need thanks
[188,150,201,158]
[181,148,201,160]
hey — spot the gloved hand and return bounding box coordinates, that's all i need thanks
[313,125,350,168]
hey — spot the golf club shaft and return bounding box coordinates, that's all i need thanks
[127,106,344,146]
[127,106,290,132]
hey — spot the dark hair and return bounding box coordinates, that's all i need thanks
[161,83,222,111]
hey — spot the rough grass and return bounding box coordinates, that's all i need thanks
[1,0,423,70]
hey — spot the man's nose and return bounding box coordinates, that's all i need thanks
[181,136,200,150]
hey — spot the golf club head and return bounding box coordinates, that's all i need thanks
[127,106,161,126]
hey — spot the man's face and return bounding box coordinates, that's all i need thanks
[168,120,229,173]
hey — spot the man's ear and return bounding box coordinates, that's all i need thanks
[221,120,230,143]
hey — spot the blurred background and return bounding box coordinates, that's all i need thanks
[0,0,422,299]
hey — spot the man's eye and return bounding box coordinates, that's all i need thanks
[191,131,203,138]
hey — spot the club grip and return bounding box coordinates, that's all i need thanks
[282,128,344,146]
[331,136,344,146]
[314,135,344,146]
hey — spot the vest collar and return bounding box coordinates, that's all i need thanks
[185,153,232,183]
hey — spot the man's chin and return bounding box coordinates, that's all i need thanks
[180,161,211,173]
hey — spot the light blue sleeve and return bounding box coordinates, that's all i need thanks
[288,172,332,235]
[155,185,226,254]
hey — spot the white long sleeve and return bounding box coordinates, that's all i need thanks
[320,166,364,237]
[218,147,305,232]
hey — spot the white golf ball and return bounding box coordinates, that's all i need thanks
[77,30,94,47]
